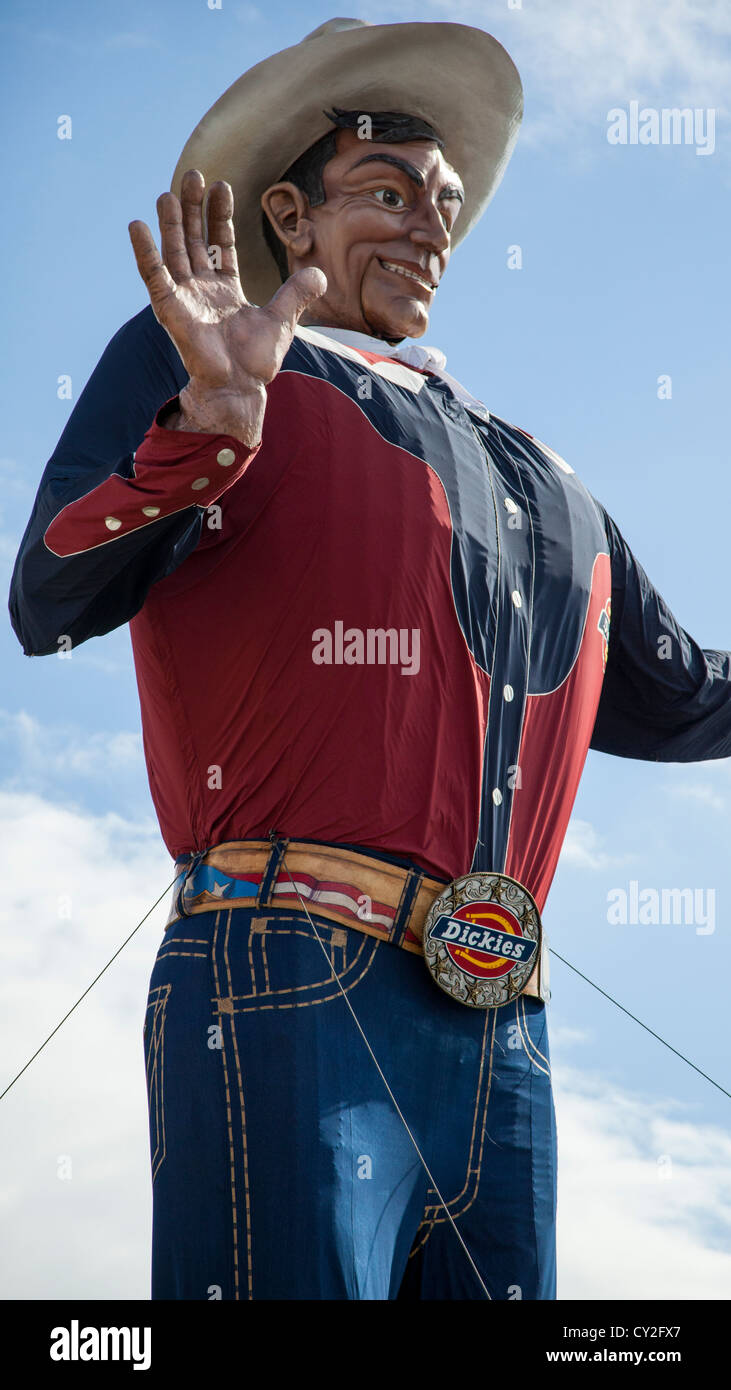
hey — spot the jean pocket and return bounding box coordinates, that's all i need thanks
[143,983,171,1182]
[225,911,379,1009]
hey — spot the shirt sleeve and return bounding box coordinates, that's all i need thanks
[8,304,259,657]
[590,500,731,761]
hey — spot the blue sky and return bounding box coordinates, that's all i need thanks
[1,0,731,1298]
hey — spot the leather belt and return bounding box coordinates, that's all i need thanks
[165,839,546,1000]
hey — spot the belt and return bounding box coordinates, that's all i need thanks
[165,838,546,1000]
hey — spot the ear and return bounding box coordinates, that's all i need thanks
[261,183,315,266]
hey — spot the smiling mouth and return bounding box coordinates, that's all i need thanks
[377,259,437,294]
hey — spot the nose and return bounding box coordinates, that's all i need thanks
[409,198,450,260]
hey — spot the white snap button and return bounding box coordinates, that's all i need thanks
[511,590,522,609]
[492,788,503,806]
[503,684,514,702]
[504,496,518,514]
[216,448,236,467]
[142,506,161,517]
[191,477,209,490]
[104,517,122,531]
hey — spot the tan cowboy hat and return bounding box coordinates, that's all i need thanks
[171,17,523,306]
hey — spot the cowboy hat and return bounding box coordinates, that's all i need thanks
[171,17,523,306]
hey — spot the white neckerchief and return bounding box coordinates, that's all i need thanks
[313,324,490,423]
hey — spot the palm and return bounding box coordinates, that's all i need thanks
[129,169,325,397]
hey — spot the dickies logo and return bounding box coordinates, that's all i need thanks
[430,901,537,980]
[423,872,543,1008]
[598,598,611,671]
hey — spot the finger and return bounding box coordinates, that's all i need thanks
[264,266,327,332]
[128,220,177,311]
[156,191,192,281]
[179,169,213,276]
[205,180,242,285]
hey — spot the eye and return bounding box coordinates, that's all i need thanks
[372,188,406,209]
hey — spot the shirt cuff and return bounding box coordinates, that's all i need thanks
[136,394,259,464]
[44,396,260,558]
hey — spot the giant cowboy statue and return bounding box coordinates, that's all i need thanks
[8,19,731,1301]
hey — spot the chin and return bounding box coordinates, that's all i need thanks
[363,294,430,343]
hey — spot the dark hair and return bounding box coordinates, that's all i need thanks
[261,107,444,282]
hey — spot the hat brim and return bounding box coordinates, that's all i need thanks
[171,20,522,306]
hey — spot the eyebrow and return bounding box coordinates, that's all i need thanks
[350,153,464,204]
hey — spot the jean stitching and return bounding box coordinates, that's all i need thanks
[154,949,208,959]
[211,909,251,1301]
[215,930,371,1006]
[247,921,258,999]
[225,918,254,1300]
[145,984,171,1183]
[226,940,379,1012]
[518,998,550,1077]
[409,1008,497,1253]
[429,1007,498,1224]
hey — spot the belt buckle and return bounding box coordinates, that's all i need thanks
[422,871,543,1008]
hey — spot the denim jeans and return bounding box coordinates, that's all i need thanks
[143,902,557,1300]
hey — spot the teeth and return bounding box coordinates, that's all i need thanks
[380,260,434,291]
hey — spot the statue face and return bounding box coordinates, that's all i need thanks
[263,127,464,342]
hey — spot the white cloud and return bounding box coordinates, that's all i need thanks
[369,0,731,147]
[0,791,174,1298]
[71,649,134,677]
[555,1062,731,1298]
[0,709,145,789]
[666,781,725,812]
[549,1022,592,1051]
[559,817,616,870]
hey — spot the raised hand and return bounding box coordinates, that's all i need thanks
[128,169,326,448]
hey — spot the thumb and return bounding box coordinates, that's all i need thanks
[264,266,327,331]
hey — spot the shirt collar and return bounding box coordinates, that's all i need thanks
[313,325,402,357]
[310,323,490,423]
